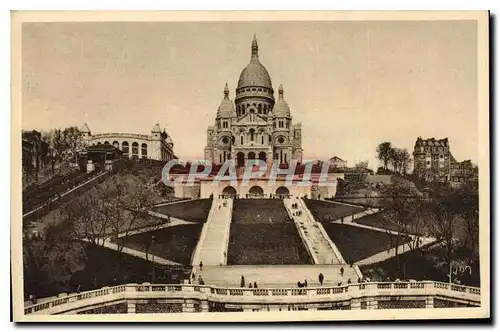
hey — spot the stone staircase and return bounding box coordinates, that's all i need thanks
[192,198,233,267]
[284,198,344,265]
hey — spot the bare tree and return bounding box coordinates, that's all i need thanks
[389,148,412,175]
[376,142,393,171]
[427,189,462,272]
[457,185,479,259]
[63,126,82,163]
[46,129,67,173]
[380,181,422,278]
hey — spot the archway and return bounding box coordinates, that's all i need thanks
[275,186,290,199]
[248,152,256,160]
[221,186,237,198]
[248,185,264,198]
[237,152,245,167]
[258,152,267,162]
[131,142,139,158]
[121,141,129,156]
[112,141,119,149]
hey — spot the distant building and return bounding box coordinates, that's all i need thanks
[412,137,477,185]
[450,158,478,186]
[80,123,176,162]
[328,156,347,170]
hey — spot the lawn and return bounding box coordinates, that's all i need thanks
[118,224,203,265]
[65,245,192,298]
[322,224,410,263]
[152,199,213,223]
[227,223,312,265]
[228,199,311,265]
[304,199,366,222]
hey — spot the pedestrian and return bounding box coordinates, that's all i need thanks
[297,281,303,288]
[253,282,258,289]
[192,272,196,280]
[199,261,203,271]
[318,273,324,286]
[77,284,81,294]
[249,283,253,288]
[357,277,362,283]
[240,275,245,288]
[304,279,308,288]
[347,278,351,284]
[340,266,344,277]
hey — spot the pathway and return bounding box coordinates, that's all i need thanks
[192,198,233,267]
[356,237,436,266]
[284,198,342,264]
[117,215,196,238]
[23,171,109,218]
[97,239,180,265]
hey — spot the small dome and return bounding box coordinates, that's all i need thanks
[273,84,291,117]
[80,123,91,134]
[152,123,161,133]
[237,35,273,90]
[217,83,236,118]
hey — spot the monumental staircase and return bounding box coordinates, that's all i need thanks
[284,198,345,265]
[192,198,233,267]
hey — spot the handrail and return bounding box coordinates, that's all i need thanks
[24,280,481,315]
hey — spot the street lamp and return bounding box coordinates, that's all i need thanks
[151,235,156,284]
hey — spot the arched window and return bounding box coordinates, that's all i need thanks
[132,142,139,158]
[122,141,129,156]
[104,141,110,145]
[112,141,119,149]
[258,104,262,114]
[261,136,264,144]
[241,136,243,145]
[250,129,255,141]
[141,143,148,158]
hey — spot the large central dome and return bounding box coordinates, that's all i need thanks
[237,35,273,90]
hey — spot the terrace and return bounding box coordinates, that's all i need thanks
[152,199,213,223]
[304,199,366,222]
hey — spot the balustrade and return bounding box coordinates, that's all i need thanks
[23,281,481,315]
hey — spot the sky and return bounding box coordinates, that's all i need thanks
[21,20,478,169]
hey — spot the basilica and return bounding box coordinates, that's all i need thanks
[204,35,303,167]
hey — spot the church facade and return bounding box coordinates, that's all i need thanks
[204,36,303,167]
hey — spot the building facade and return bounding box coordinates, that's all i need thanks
[412,137,477,185]
[80,123,176,162]
[329,156,347,170]
[204,36,303,167]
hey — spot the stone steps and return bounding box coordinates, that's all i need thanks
[195,199,233,266]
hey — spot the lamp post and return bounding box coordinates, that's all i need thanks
[151,235,156,284]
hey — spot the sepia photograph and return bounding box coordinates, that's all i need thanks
[11,10,490,322]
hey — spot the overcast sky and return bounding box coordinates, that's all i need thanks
[21,20,478,168]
